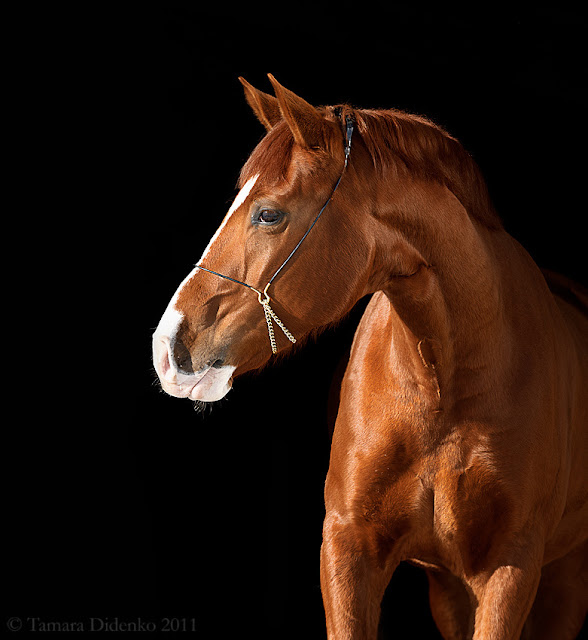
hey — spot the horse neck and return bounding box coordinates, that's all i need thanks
[364,177,510,408]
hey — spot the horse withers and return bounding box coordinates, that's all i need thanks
[152,75,588,639]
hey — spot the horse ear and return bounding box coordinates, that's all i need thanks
[239,76,282,131]
[267,74,324,149]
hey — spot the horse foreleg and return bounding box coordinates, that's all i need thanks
[426,568,474,640]
[522,539,588,640]
[467,543,543,640]
[320,515,398,640]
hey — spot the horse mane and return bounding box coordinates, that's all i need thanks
[239,105,502,230]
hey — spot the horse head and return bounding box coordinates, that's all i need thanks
[152,75,373,402]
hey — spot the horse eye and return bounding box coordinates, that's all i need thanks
[257,209,282,225]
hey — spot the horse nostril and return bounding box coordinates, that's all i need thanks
[153,336,177,383]
[160,346,171,376]
[172,339,194,374]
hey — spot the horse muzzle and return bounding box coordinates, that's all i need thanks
[152,332,235,402]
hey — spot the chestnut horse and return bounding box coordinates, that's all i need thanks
[152,75,588,639]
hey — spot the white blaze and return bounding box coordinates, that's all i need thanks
[152,173,259,402]
[198,173,260,264]
[157,172,260,328]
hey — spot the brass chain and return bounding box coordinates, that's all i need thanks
[257,284,296,354]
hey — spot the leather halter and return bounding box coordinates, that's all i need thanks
[195,115,355,353]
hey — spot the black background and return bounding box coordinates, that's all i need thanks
[8,4,587,638]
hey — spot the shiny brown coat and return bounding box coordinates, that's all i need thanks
[154,76,588,639]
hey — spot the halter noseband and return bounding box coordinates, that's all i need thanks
[196,115,355,354]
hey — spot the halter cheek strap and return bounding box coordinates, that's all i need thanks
[195,115,354,354]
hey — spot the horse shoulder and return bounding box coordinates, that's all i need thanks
[325,292,438,535]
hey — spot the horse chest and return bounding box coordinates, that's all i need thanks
[340,431,509,573]
[416,457,512,574]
